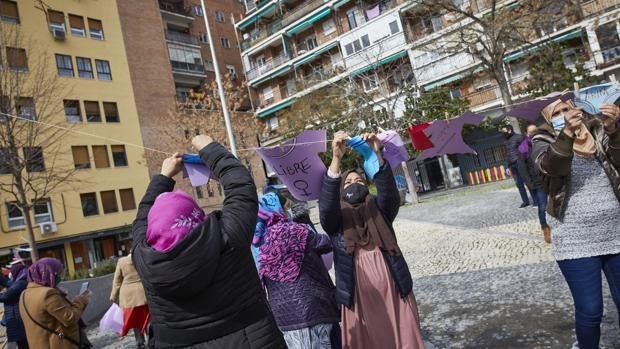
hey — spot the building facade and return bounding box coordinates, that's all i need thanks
[0,0,150,275]
[235,0,620,190]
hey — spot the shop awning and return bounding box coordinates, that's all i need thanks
[286,7,332,36]
[504,28,583,63]
[422,66,484,90]
[258,98,296,118]
[350,50,408,77]
[293,41,339,68]
[237,3,277,30]
[250,65,291,87]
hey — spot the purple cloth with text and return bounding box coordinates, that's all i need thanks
[256,130,327,201]
[378,131,410,168]
[183,163,211,187]
[416,111,485,161]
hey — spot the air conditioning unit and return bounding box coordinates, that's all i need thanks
[51,27,66,40]
[39,222,58,235]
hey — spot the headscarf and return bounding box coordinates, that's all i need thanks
[10,263,27,281]
[339,170,401,256]
[541,99,596,156]
[258,213,309,283]
[27,258,64,288]
[252,192,284,247]
[147,190,206,252]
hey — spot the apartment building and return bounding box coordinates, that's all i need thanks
[236,0,620,190]
[117,0,266,209]
[0,0,150,274]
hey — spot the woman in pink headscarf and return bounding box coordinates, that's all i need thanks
[131,135,285,349]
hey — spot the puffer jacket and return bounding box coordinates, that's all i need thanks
[131,142,285,348]
[504,133,525,165]
[318,163,413,308]
[262,231,339,331]
[0,278,27,342]
[531,120,620,220]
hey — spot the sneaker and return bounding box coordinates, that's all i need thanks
[519,203,530,208]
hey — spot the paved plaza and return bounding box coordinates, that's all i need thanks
[88,181,620,348]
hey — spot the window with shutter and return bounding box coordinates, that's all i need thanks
[6,47,27,71]
[100,190,118,214]
[48,10,64,26]
[0,0,19,23]
[111,145,127,167]
[69,14,85,36]
[87,18,104,39]
[84,101,101,122]
[119,188,136,210]
[92,145,110,168]
[71,146,90,169]
[103,102,119,122]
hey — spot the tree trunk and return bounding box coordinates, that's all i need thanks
[15,179,38,262]
[401,161,418,204]
[497,70,522,134]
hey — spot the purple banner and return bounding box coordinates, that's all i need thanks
[256,130,327,201]
[183,163,211,187]
[378,131,409,168]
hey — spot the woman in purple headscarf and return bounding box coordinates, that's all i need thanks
[0,263,29,348]
[131,135,285,348]
[19,258,89,349]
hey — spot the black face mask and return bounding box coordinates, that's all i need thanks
[503,132,512,139]
[342,183,369,204]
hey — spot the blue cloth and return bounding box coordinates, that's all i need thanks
[182,153,202,164]
[557,254,620,349]
[347,136,380,180]
[532,188,548,227]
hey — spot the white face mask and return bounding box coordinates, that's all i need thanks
[551,114,566,131]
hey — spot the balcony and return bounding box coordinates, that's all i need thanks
[413,51,477,85]
[581,0,619,18]
[600,45,620,69]
[246,54,291,81]
[464,86,501,108]
[170,60,207,76]
[159,0,194,24]
[281,0,325,27]
[240,22,283,52]
[344,32,407,73]
[165,30,200,46]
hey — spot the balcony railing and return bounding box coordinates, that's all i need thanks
[414,51,477,84]
[170,60,207,75]
[282,0,325,27]
[246,54,291,81]
[244,0,257,13]
[165,31,200,45]
[600,45,620,68]
[581,0,619,18]
[159,0,192,17]
[344,32,407,73]
[240,21,283,52]
[464,86,501,107]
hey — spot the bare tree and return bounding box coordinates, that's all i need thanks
[406,0,580,130]
[0,22,75,261]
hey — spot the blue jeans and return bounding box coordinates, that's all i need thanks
[557,254,620,349]
[531,188,548,227]
[508,163,530,205]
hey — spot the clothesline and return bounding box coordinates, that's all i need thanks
[0,95,546,155]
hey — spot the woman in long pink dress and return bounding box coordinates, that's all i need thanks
[318,131,425,349]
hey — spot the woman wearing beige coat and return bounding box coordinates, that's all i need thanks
[110,254,149,348]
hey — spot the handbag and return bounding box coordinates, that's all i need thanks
[21,292,92,348]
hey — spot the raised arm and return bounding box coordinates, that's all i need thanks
[197,139,258,250]
[601,104,620,169]
[532,129,574,177]
[320,131,348,235]
[373,163,400,223]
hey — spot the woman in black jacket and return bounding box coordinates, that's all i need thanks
[0,263,29,349]
[131,135,285,349]
[319,131,425,349]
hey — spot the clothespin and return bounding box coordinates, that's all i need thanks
[574,82,580,100]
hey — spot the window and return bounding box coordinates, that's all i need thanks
[322,19,336,35]
[103,102,119,123]
[87,18,104,39]
[16,97,35,120]
[84,101,101,122]
[305,36,317,50]
[100,190,118,214]
[345,43,354,56]
[6,203,24,229]
[48,10,65,30]
[80,192,99,216]
[361,35,370,48]
[64,100,81,123]
[362,75,378,92]
[431,17,443,32]
[0,148,10,174]
[220,37,231,48]
[76,57,93,79]
[262,86,273,102]
[24,147,45,172]
[195,186,204,199]
[6,47,27,71]
[119,188,136,210]
[95,59,111,80]
[449,88,462,99]
[111,145,127,167]
[215,10,225,22]
[347,9,358,30]
[226,64,237,80]
[168,43,203,71]
[92,145,110,168]
[193,5,203,16]
[353,40,362,52]
[55,54,73,77]
[267,116,278,130]
[6,201,52,229]
[389,21,400,34]
[69,14,85,36]
[256,55,266,67]
[71,146,90,169]
[0,0,19,24]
